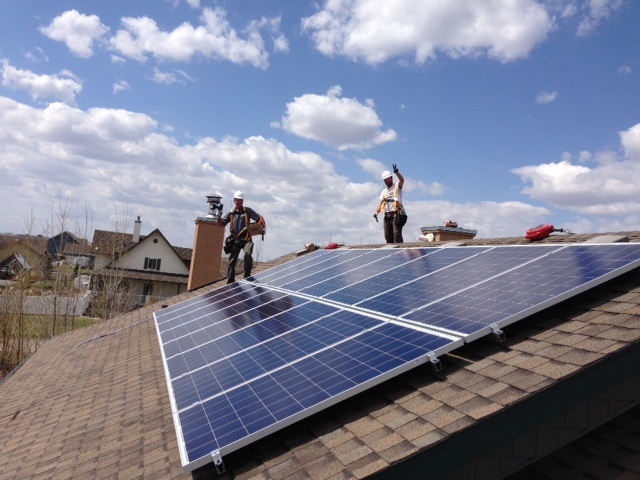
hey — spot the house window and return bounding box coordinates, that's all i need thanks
[144,257,162,271]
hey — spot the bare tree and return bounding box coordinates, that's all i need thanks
[0,270,37,377]
[43,194,73,242]
[23,207,37,236]
[0,197,96,377]
[37,195,95,334]
[89,206,138,319]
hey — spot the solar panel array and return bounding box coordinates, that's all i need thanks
[153,243,640,472]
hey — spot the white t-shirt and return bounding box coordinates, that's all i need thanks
[379,182,402,214]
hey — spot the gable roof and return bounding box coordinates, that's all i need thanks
[92,228,192,263]
[91,229,134,256]
[62,242,95,257]
[0,234,48,256]
[1,231,639,479]
[49,231,84,244]
[47,231,86,257]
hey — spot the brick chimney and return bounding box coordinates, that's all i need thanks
[187,195,225,291]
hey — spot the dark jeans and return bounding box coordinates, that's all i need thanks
[384,214,403,244]
[227,240,254,284]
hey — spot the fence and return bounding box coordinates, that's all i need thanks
[1,291,93,316]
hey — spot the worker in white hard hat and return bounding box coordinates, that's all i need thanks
[219,191,265,283]
[373,164,406,244]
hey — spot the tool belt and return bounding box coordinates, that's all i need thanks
[223,226,248,254]
[223,235,235,254]
[384,210,407,227]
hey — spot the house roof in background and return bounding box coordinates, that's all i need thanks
[1,231,639,479]
[0,234,48,255]
[49,231,86,244]
[63,242,94,256]
[91,229,192,262]
[91,229,140,256]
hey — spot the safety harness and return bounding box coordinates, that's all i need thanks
[229,209,251,241]
[377,184,402,215]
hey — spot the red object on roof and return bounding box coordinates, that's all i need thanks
[525,224,556,241]
[325,242,339,250]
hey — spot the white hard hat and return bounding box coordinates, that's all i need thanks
[233,191,244,200]
[381,170,392,180]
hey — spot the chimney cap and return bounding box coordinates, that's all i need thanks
[206,191,223,202]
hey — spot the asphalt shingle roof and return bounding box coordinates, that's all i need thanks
[1,231,640,479]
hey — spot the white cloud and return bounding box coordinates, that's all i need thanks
[618,65,632,75]
[620,123,640,160]
[356,157,445,196]
[109,7,284,68]
[40,10,109,58]
[151,67,194,85]
[0,93,529,259]
[251,16,289,54]
[357,158,389,179]
[535,91,558,105]
[513,123,640,215]
[1,60,82,104]
[413,179,447,196]
[409,199,551,238]
[561,3,579,19]
[110,54,126,64]
[302,0,553,65]
[1,93,638,260]
[24,47,49,64]
[0,94,381,257]
[578,151,593,163]
[272,33,289,53]
[576,0,623,37]
[113,80,130,95]
[275,86,397,150]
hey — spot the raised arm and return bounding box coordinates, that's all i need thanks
[393,163,404,189]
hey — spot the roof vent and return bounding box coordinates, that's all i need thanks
[420,224,477,242]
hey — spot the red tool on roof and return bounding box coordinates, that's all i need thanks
[525,224,567,241]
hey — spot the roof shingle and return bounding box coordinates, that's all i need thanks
[1,232,640,479]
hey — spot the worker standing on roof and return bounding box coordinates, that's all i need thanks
[219,191,265,284]
[373,164,406,244]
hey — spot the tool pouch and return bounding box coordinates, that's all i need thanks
[223,236,234,254]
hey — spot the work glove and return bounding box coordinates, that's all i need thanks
[392,163,399,173]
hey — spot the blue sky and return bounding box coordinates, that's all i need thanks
[1,0,639,260]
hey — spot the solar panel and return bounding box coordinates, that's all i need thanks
[154,242,640,472]
[155,280,461,472]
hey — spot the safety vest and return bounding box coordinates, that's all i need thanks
[377,184,402,214]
